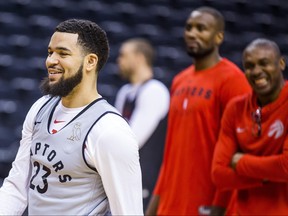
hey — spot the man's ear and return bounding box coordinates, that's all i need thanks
[280,56,286,71]
[215,31,224,45]
[85,54,98,72]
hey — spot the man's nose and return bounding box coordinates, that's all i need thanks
[46,54,59,66]
[251,64,262,75]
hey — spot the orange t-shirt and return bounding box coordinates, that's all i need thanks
[154,59,251,215]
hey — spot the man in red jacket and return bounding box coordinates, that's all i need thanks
[212,38,288,215]
[145,6,251,216]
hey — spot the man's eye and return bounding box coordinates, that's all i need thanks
[260,61,269,67]
[60,53,68,56]
[185,24,192,31]
[197,25,205,31]
[244,63,253,69]
[48,51,53,56]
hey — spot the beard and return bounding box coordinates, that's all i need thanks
[186,45,215,59]
[119,67,133,81]
[40,64,83,97]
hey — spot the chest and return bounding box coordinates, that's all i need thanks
[236,107,288,155]
[170,76,219,114]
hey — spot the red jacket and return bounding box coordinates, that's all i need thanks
[212,82,288,215]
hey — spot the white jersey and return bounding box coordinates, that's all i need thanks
[0,96,143,215]
[114,79,170,148]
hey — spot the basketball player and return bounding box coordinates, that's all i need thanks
[0,19,143,215]
[145,7,251,215]
[115,38,169,210]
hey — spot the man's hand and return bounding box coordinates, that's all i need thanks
[230,152,244,170]
[198,206,225,216]
[209,206,226,216]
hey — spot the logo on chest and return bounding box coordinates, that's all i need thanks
[67,122,82,141]
[268,120,284,139]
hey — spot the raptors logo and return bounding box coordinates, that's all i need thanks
[268,120,284,139]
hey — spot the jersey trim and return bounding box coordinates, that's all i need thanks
[34,96,55,126]
[47,97,105,134]
[82,111,124,172]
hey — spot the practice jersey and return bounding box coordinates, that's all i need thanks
[0,96,143,215]
[115,79,169,210]
[212,82,288,215]
[115,79,169,148]
[29,97,118,214]
[154,58,251,215]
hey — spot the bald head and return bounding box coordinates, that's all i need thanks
[242,38,285,106]
[190,7,225,32]
[243,38,281,59]
[124,38,155,66]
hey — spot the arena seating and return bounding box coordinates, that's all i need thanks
[0,0,287,184]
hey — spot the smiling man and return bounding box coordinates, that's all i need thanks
[0,19,143,215]
[212,38,288,215]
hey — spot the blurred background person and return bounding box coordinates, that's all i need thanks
[146,7,251,216]
[212,38,288,215]
[115,38,170,210]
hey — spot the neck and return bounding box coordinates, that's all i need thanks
[257,79,285,107]
[130,65,153,85]
[62,93,101,108]
[194,51,222,71]
[61,77,101,108]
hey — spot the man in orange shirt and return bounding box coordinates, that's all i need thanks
[145,7,251,215]
[212,38,288,215]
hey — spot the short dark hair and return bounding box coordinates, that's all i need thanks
[244,38,281,58]
[194,7,225,31]
[55,19,109,72]
[126,38,155,66]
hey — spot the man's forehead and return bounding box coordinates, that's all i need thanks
[52,32,78,41]
[49,32,79,47]
[244,46,276,59]
[189,10,203,18]
[246,45,273,54]
[122,42,136,52]
[187,10,216,25]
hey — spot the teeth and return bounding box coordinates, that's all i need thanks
[254,78,268,86]
[49,72,62,74]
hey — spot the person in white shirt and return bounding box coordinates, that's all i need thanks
[115,38,170,210]
[0,19,143,215]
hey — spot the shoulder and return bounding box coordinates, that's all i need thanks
[172,65,194,86]
[89,112,138,150]
[116,83,132,96]
[175,65,194,78]
[22,95,52,132]
[226,93,250,112]
[94,112,133,136]
[118,83,131,91]
[146,79,167,88]
[27,95,52,116]
[141,79,169,95]
[216,59,250,90]
[216,59,245,77]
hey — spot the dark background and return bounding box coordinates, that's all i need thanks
[0,0,287,183]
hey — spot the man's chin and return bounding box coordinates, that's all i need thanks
[186,48,198,56]
[187,51,197,57]
[48,77,59,83]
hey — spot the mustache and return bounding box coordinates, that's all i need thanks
[47,66,64,72]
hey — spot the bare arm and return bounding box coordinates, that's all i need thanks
[145,194,160,216]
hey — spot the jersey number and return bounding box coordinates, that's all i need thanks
[30,161,51,194]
